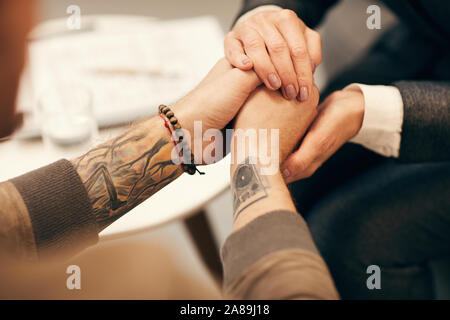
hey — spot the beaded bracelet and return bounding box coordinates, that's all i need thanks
[158,104,204,175]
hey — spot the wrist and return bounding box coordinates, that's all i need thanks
[171,102,195,147]
[342,86,364,110]
[341,86,365,136]
[230,131,281,177]
[170,102,215,166]
[342,86,365,106]
[345,83,403,158]
[170,102,207,164]
[230,161,294,231]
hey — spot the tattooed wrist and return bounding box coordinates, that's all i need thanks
[72,117,182,231]
[231,157,270,221]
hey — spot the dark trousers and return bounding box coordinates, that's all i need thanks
[290,144,450,299]
[290,24,450,299]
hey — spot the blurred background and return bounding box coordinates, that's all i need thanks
[6,0,401,298]
[36,0,397,85]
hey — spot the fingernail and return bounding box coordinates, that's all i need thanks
[285,84,297,100]
[282,168,290,178]
[299,86,309,102]
[268,73,281,89]
[242,57,250,65]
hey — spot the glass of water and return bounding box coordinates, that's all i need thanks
[38,85,98,155]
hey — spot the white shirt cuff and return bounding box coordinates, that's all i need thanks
[235,5,283,27]
[345,83,404,158]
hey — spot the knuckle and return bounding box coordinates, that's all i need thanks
[253,12,268,23]
[291,45,308,59]
[296,69,309,80]
[246,37,263,50]
[297,74,313,89]
[279,70,295,82]
[239,20,254,32]
[280,9,298,20]
[253,11,266,19]
[297,76,313,87]
[292,157,308,173]
[226,48,235,59]
[241,17,257,31]
[268,40,288,54]
[316,136,335,154]
[241,20,252,28]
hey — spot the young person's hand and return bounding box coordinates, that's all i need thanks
[73,59,261,229]
[169,58,262,164]
[231,85,319,166]
[281,88,365,182]
[172,58,261,153]
[225,9,322,101]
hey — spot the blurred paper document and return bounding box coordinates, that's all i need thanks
[16,16,224,138]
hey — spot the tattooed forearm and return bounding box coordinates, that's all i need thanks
[72,117,182,231]
[231,158,270,220]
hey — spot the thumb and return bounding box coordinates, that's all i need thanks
[197,66,261,115]
[281,134,318,183]
[185,63,261,130]
[199,58,233,86]
[219,67,261,99]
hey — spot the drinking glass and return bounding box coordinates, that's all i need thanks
[38,85,98,156]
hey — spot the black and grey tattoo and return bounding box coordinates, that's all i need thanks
[73,119,182,231]
[231,158,270,219]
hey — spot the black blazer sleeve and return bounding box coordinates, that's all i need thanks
[394,80,450,163]
[235,0,338,28]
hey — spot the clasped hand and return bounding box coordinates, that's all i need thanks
[173,58,364,182]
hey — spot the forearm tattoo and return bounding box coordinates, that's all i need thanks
[72,119,182,231]
[231,158,270,220]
